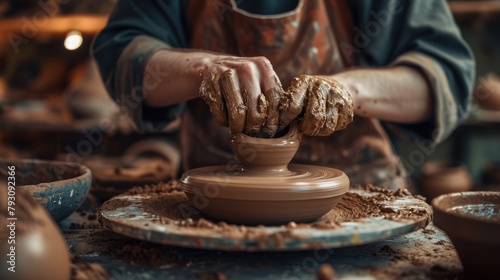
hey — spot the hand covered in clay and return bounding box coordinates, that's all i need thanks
[279,75,354,136]
[199,56,284,137]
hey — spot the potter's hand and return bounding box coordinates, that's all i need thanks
[199,56,284,137]
[279,75,354,136]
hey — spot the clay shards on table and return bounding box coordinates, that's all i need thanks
[99,181,432,251]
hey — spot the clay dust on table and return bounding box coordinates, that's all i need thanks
[71,263,108,280]
[68,225,186,268]
[363,232,461,279]
[99,181,431,247]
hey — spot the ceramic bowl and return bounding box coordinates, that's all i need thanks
[80,138,179,200]
[181,125,349,225]
[432,191,500,276]
[420,161,472,201]
[0,159,92,222]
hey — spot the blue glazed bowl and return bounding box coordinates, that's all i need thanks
[0,159,92,222]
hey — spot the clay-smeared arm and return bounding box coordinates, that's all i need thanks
[279,65,433,136]
[328,66,433,124]
[144,50,283,136]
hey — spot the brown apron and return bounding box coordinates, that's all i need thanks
[180,0,410,190]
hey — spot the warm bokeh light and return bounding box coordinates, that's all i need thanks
[64,30,83,50]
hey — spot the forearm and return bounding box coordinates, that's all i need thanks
[143,50,285,136]
[330,66,433,123]
[143,49,210,107]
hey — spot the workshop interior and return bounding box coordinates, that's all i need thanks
[0,0,499,279]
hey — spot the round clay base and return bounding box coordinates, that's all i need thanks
[181,164,350,225]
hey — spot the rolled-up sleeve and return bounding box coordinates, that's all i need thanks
[92,0,190,132]
[346,0,475,144]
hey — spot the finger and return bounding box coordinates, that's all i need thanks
[254,57,282,137]
[331,81,354,131]
[220,69,247,134]
[279,75,310,130]
[199,69,228,126]
[243,89,267,136]
[317,92,339,136]
[300,79,328,136]
[262,75,282,137]
[236,62,267,136]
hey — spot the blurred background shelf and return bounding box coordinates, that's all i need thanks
[449,1,500,17]
[0,15,108,41]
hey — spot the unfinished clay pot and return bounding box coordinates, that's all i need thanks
[0,184,71,280]
[84,138,180,200]
[420,161,472,202]
[474,74,500,111]
[432,192,500,276]
[181,125,349,225]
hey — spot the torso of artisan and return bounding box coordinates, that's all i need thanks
[93,0,474,190]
